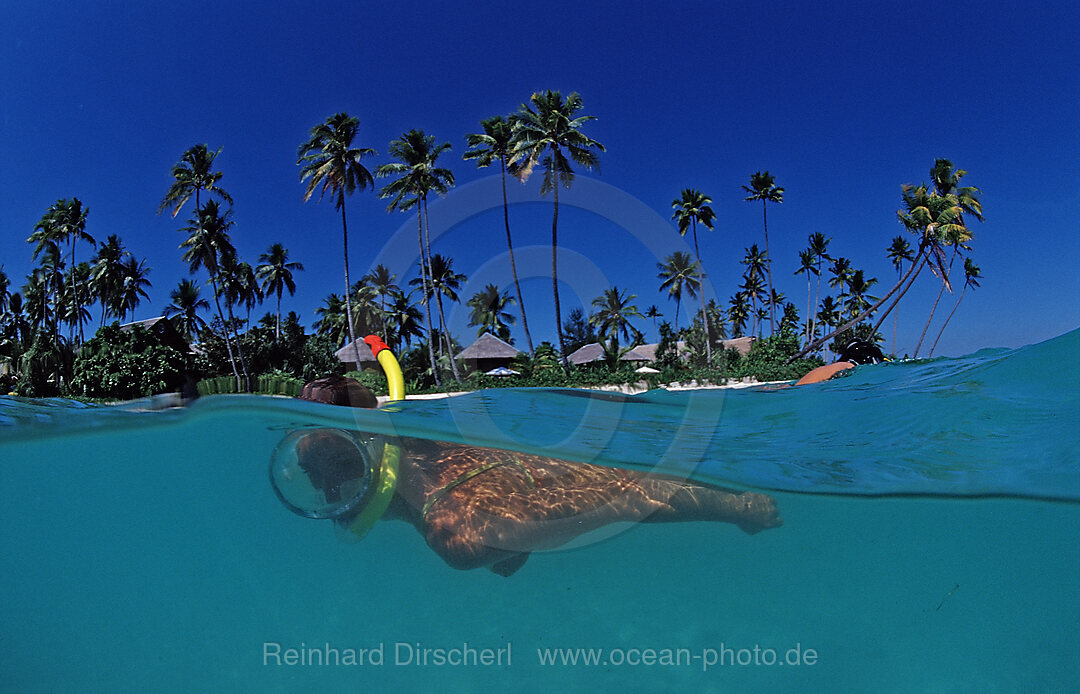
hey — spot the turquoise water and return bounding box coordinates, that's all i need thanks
[1,330,1078,692]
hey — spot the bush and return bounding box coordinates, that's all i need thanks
[733,330,824,382]
[70,323,186,400]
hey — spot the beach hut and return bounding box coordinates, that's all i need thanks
[719,336,756,356]
[456,333,522,374]
[566,342,651,366]
[334,339,379,372]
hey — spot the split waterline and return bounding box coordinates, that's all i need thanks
[1,330,1077,691]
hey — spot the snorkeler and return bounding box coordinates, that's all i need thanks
[794,339,887,386]
[271,375,782,577]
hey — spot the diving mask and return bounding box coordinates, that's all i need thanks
[269,429,381,520]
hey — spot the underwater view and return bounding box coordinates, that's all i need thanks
[1,330,1077,693]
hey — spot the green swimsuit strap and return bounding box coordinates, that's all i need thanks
[421,455,536,520]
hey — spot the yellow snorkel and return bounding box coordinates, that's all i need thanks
[340,335,405,540]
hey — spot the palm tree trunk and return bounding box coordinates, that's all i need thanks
[691,221,712,363]
[420,198,444,364]
[552,175,567,369]
[417,206,440,386]
[340,201,362,369]
[788,245,928,363]
[762,199,775,336]
[222,288,251,391]
[804,275,812,347]
[913,247,957,358]
[892,265,902,355]
[914,279,946,359]
[873,252,930,335]
[674,295,680,332]
[501,159,534,355]
[929,283,967,357]
[424,198,460,382]
[814,262,823,355]
[276,292,282,341]
[209,275,242,390]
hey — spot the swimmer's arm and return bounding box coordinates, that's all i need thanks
[794,361,854,386]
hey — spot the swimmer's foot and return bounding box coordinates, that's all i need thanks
[731,492,783,534]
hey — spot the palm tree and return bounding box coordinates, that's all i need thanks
[886,235,915,354]
[808,232,832,349]
[510,90,605,366]
[742,171,784,335]
[164,279,210,341]
[644,305,661,342]
[671,189,716,361]
[845,270,878,318]
[60,263,92,342]
[790,165,981,364]
[214,249,253,388]
[929,258,981,357]
[590,286,642,344]
[415,254,466,340]
[314,293,348,348]
[117,257,151,321]
[794,249,818,347]
[827,257,854,309]
[467,284,516,341]
[740,271,767,337]
[159,144,234,219]
[179,201,242,388]
[363,264,399,338]
[256,243,304,341]
[231,261,262,328]
[464,114,534,354]
[383,289,424,351]
[656,251,700,332]
[376,129,454,383]
[912,159,985,358]
[32,199,94,344]
[90,235,130,327]
[26,206,67,346]
[297,113,377,368]
[0,267,9,315]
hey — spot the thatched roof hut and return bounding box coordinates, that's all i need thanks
[720,336,756,356]
[334,339,379,371]
[566,342,651,366]
[456,333,522,373]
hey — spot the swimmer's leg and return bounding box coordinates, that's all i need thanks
[628,476,783,534]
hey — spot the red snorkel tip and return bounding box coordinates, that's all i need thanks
[364,335,389,357]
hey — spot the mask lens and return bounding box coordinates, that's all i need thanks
[270,429,373,519]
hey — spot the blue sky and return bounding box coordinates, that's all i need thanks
[2,0,1078,357]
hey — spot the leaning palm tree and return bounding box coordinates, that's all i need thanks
[886,235,915,354]
[376,129,454,383]
[510,90,605,366]
[164,279,210,341]
[590,286,642,344]
[791,162,982,363]
[256,243,304,341]
[929,258,981,357]
[656,251,700,333]
[671,189,716,361]
[742,171,784,335]
[467,284,516,341]
[297,113,377,368]
[464,114,534,354]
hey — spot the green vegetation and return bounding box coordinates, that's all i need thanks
[0,88,984,401]
[69,324,185,400]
